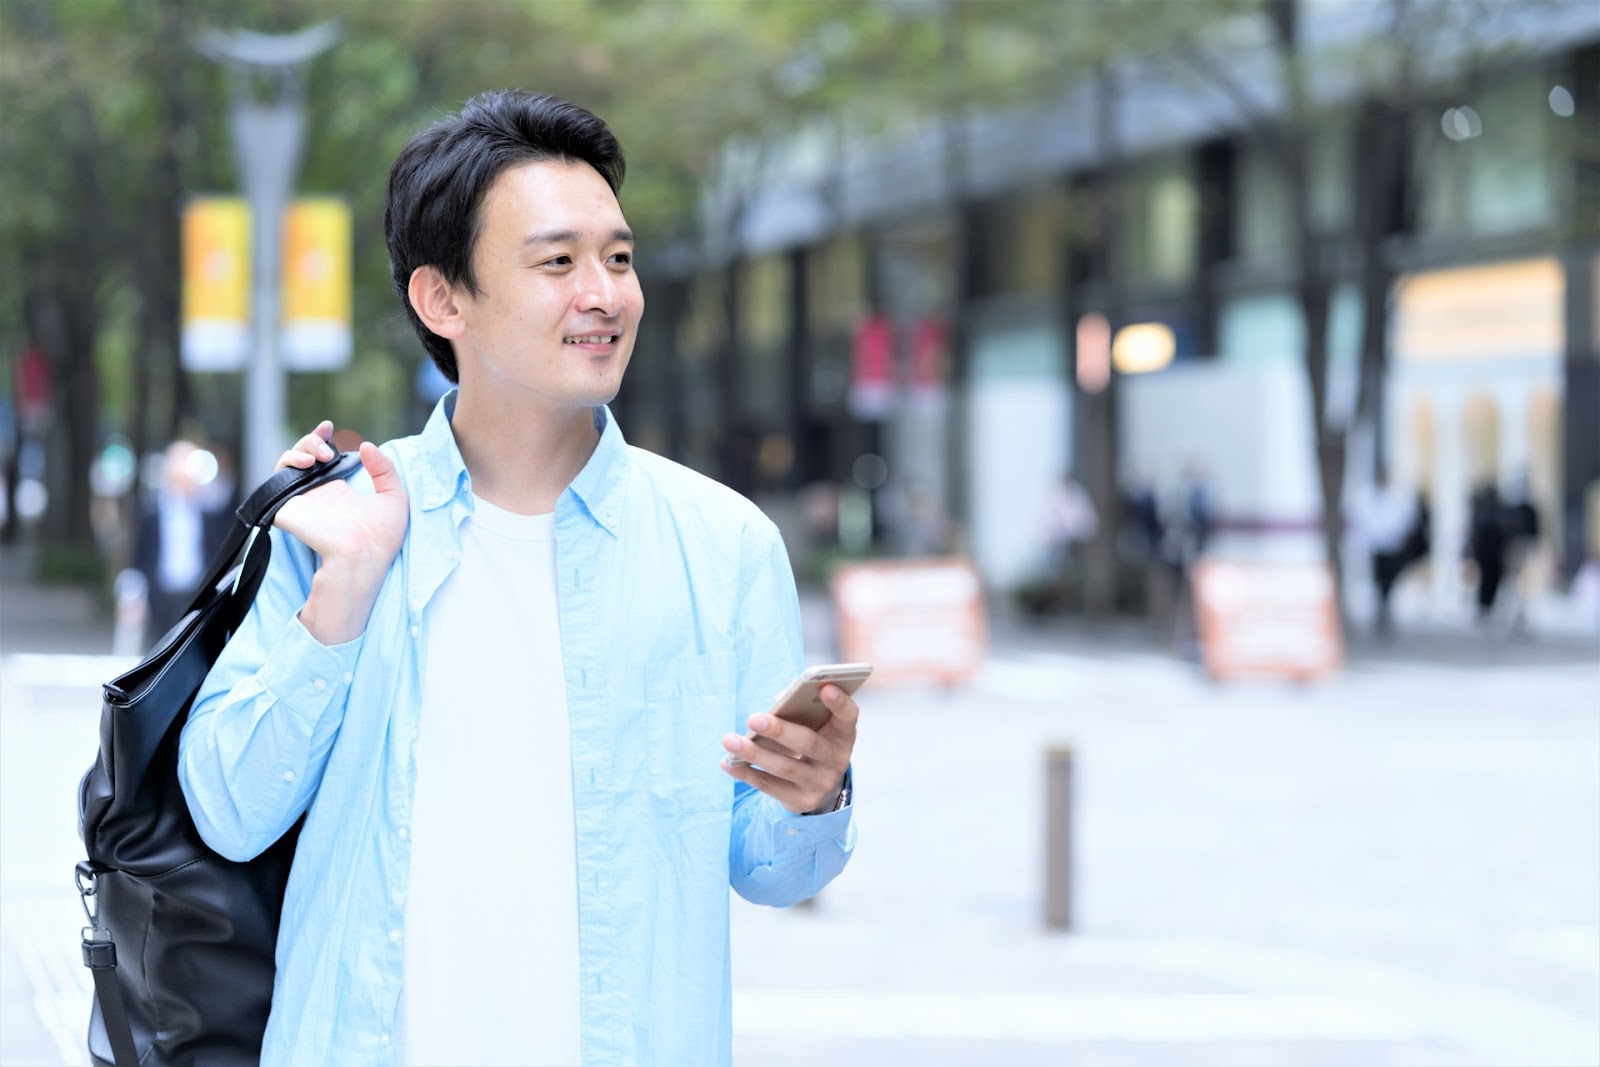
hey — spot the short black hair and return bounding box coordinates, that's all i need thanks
[384,89,626,382]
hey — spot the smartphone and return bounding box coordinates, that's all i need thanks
[726,662,872,767]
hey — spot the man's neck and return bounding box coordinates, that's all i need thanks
[449,391,601,515]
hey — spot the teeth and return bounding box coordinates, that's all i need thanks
[565,335,615,344]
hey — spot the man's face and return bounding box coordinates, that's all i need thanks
[451,159,642,410]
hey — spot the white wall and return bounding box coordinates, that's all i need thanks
[966,322,1070,590]
[1119,360,1323,561]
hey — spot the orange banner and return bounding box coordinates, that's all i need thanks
[281,197,352,370]
[181,197,251,371]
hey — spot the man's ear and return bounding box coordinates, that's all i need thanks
[408,265,466,339]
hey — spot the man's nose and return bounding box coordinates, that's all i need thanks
[576,261,621,315]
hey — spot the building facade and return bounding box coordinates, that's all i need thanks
[620,2,1600,621]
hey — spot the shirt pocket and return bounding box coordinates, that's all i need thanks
[645,650,738,814]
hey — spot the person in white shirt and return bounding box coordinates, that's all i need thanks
[1351,467,1422,634]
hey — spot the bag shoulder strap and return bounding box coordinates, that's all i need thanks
[82,450,362,1067]
[186,450,364,616]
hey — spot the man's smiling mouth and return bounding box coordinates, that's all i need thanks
[565,334,618,345]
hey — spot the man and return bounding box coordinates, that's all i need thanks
[130,438,232,644]
[179,90,858,1066]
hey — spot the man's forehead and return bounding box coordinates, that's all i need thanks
[480,160,627,241]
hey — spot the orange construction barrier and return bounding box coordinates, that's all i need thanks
[830,557,987,687]
[1192,559,1343,682]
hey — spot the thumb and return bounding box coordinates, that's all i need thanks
[360,441,404,498]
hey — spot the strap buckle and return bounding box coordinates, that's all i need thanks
[76,861,117,968]
[75,860,100,926]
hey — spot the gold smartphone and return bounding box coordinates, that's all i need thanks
[725,662,873,767]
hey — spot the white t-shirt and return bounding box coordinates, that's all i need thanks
[400,496,580,1066]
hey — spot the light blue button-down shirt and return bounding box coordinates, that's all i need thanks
[179,397,856,1066]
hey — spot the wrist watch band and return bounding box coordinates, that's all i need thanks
[806,767,852,816]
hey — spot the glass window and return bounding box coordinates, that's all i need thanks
[982,186,1064,296]
[1420,71,1554,236]
[1309,120,1351,235]
[738,255,788,352]
[1235,121,1349,259]
[1121,154,1197,282]
[1236,144,1290,259]
[738,256,789,427]
[806,234,867,337]
[675,273,724,363]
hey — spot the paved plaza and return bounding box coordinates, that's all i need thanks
[2,562,1596,1066]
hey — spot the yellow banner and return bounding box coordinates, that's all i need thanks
[281,197,352,370]
[181,197,250,371]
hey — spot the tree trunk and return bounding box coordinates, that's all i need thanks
[1272,0,1349,622]
[32,280,100,549]
[1082,63,1123,619]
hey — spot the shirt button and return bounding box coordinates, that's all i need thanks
[283,771,296,783]
[785,828,799,836]
[380,1033,391,1047]
[342,672,353,685]
[398,827,409,841]
[389,929,401,943]
[411,625,420,639]
[312,678,326,692]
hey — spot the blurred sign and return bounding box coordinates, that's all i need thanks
[282,197,352,370]
[831,557,987,686]
[1193,560,1342,682]
[181,195,352,373]
[908,316,947,404]
[181,197,251,371]
[1395,256,1562,363]
[17,344,51,425]
[849,313,896,420]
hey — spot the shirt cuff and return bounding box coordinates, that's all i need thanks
[259,613,363,727]
[772,767,853,843]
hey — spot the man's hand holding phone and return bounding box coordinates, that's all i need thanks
[721,663,869,816]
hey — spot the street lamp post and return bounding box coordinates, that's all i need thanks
[197,22,339,485]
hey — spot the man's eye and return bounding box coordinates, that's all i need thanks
[544,255,573,267]
[610,252,633,266]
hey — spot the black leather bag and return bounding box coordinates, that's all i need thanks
[76,450,361,1067]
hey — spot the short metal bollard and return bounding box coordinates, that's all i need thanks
[1044,745,1073,930]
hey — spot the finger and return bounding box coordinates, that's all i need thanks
[276,448,317,471]
[719,757,827,814]
[295,424,337,462]
[722,731,812,778]
[359,441,405,498]
[818,685,861,729]
[743,712,828,762]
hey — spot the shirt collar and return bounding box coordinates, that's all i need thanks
[415,391,471,512]
[568,405,630,536]
[413,391,630,534]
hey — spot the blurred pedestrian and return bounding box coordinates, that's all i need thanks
[1166,461,1214,656]
[1040,471,1098,597]
[1466,480,1509,623]
[1350,466,1421,634]
[1120,473,1164,564]
[130,438,231,646]
[1170,460,1215,563]
[1500,473,1541,631]
[178,90,858,1067]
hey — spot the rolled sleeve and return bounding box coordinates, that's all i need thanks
[259,613,363,728]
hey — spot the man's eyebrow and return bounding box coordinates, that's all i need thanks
[522,227,635,248]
